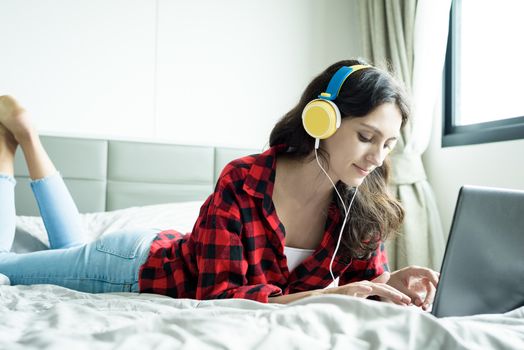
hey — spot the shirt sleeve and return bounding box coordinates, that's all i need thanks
[338,241,389,285]
[191,175,282,303]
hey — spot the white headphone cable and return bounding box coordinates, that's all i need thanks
[329,187,358,284]
[314,146,359,285]
[314,148,347,214]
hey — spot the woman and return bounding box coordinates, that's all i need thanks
[0,59,438,308]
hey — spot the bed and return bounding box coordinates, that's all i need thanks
[1,135,523,349]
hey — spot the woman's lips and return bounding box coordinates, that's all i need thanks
[353,164,371,176]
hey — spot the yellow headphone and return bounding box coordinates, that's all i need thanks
[302,65,370,147]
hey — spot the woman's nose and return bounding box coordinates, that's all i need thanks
[366,146,386,167]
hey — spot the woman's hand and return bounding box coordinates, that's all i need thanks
[386,266,440,310]
[324,272,412,306]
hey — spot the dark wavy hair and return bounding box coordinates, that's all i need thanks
[269,58,409,260]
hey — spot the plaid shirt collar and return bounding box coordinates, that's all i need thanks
[243,144,286,199]
[242,144,287,219]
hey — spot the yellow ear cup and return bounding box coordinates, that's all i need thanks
[301,99,340,139]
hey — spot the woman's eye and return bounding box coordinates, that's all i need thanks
[384,142,396,151]
[358,133,372,142]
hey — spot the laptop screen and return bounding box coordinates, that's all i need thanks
[431,185,524,317]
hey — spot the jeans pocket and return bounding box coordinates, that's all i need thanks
[95,230,147,259]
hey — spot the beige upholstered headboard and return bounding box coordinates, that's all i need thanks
[13,135,259,216]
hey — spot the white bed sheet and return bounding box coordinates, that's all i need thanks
[1,285,523,350]
[3,202,524,349]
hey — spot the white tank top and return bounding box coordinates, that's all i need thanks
[284,246,315,271]
[284,246,340,288]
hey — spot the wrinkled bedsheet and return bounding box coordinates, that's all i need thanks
[1,284,523,350]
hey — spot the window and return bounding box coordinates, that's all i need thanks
[443,0,524,147]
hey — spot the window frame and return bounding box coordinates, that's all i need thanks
[443,0,524,147]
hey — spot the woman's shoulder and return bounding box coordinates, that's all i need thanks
[217,152,259,183]
[217,146,280,183]
[223,152,259,172]
[212,145,287,202]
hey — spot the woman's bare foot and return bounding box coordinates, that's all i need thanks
[0,95,56,179]
[0,95,36,144]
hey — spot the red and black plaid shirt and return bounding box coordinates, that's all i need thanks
[138,145,388,303]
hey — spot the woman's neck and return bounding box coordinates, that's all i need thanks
[274,153,335,209]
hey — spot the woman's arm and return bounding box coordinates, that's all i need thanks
[193,182,283,303]
[268,273,412,305]
[268,289,324,304]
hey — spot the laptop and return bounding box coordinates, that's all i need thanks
[431,185,524,318]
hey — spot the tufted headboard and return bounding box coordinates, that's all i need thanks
[13,135,259,216]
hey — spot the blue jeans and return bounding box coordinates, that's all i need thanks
[0,173,157,293]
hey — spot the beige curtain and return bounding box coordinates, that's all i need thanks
[359,0,451,271]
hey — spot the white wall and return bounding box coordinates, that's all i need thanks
[423,95,524,235]
[0,0,362,149]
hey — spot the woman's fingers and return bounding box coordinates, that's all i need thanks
[337,281,412,305]
[407,267,439,309]
[422,279,437,310]
[350,285,373,297]
[387,266,440,308]
[408,266,440,287]
[365,282,411,305]
[396,285,425,306]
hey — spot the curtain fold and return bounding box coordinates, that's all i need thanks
[358,0,452,271]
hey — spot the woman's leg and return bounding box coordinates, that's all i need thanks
[0,228,157,293]
[0,175,16,253]
[0,121,17,253]
[30,173,86,248]
[0,95,85,249]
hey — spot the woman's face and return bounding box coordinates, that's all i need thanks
[322,102,402,187]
